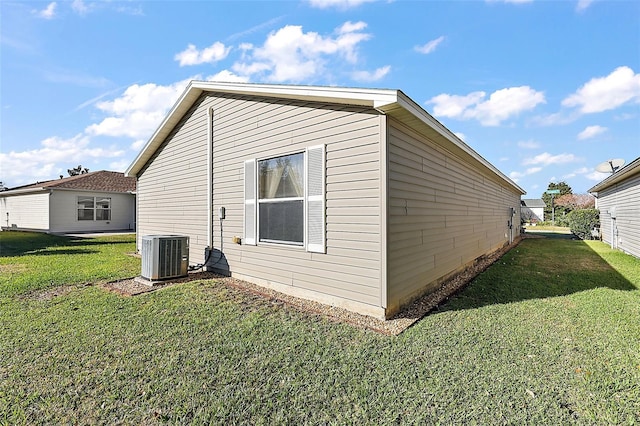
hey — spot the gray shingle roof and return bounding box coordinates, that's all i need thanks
[4,171,136,193]
[521,198,546,208]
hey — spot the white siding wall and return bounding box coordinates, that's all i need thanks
[48,190,135,233]
[137,93,384,316]
[595,172,640,258]
[386,119,521,313]
[0,192,50,231]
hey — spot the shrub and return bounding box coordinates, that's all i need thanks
[555,214,570,227]
[567,209,600,240]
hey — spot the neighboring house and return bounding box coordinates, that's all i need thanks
[521,199,546,223]
[588,157,640,259]
[126,81,525,319]
[0,171,136,234]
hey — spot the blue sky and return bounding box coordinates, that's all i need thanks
[1,0,639,197]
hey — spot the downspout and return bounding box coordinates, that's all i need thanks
[207,106,214,248]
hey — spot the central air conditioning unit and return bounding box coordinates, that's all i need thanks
[141,235,189,280]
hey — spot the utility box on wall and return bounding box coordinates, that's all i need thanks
[141,235,189,280]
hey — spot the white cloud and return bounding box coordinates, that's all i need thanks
[563,166,590,179]
[509,167,541,182]
[351,65,390,82]
[415,36,445,55]
[428,86,545,126]
[206,70,250,83]
[86,78,192,139]
[517,140,540,149]
[586,171,611,181]
[0,134,124,185]
[531,110,580,126]
[43,67,111,88]
[338,21,368,33]
[109,159,131,171]
[71,0,90,15]
[175,42,231,66]
[226,16,284,41]
[131,140,146,151]
[577,125,607,140]
[562,66,640,113]
[454,132,466,142]
[576,0,594,12]
[34,2,56,19]
[307,0,375,9]
[233,22,372,82]
[522,152,579,166]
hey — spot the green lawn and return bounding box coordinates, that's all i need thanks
[1,231,638,424]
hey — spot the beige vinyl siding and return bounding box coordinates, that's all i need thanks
[0,192,50,231]
[210,94,383,308]
[595,171,640,258]
[386,118,521,312]
[48,190,135,233]
[136,99,211,262]
[139,93,384,311]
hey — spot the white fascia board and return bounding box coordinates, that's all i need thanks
[52,188,133,195]
[0,187,47,197]
[392,91,526,195]
[189,81,399,108]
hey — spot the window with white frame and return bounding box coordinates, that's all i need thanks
[244,145,325,252]
[77,196,111,221]
[258,152,304,245]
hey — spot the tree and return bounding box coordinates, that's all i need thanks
[541,182,572,221]
[555,193,595,211]
[68,165,90,176]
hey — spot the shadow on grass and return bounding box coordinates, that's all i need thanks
[22,248,100,256]
[0,231,131,258]
[435,235,637,313]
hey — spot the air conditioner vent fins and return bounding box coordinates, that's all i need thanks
[141,235,189,280]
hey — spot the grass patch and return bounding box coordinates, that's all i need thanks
[524,225,572,234]
[1,231,639,424]
[0,231,139,297]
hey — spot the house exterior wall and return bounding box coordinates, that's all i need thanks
[386,118,521,314]
[137,93,385,317]
[136,98,211,261]
[521,206,544,222]
[48,190,135,233]
[0,192,50,231]
[595,171,640,258]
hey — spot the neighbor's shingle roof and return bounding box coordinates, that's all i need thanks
[521,199,546,208]
[5,171,136,193]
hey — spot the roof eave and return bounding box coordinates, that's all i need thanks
[125,81,399,177]
[0,187,48,196]
[125,81,525,196]
[588,157,640,194]
[377,91,526,195]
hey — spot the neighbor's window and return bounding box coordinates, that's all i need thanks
[257,152,304,245]
[77,196,111,221]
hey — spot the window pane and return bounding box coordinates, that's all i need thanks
[258,153,304,199]
[96,209,111,221]
[259,200,303,244]
[96,197,111,209]
[78,209,94,221]
[78,197,94,209]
